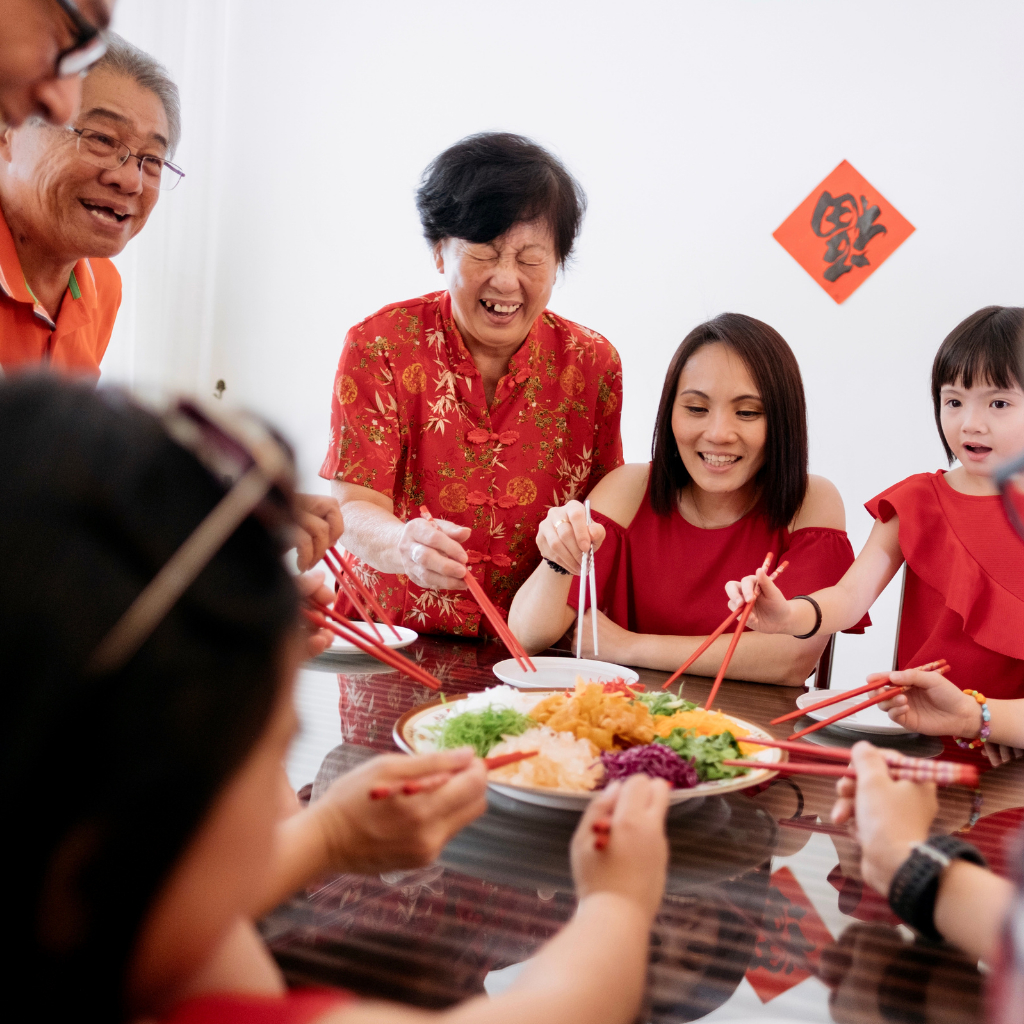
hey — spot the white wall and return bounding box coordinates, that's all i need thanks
[104,0,1024,684]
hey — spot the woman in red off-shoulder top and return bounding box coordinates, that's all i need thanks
[727,305,1024,705]
[510,313,868,687]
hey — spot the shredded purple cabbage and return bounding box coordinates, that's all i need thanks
[599,744,699,789]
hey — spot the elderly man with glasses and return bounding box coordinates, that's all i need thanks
[0,32,183,377]
[0,0,114,128]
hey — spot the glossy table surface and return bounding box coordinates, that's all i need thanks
[262,636,1024,1023]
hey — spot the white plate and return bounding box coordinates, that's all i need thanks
[327,622,417,653]
[394,692,784,811]
[492,656,640,690]
[796,688,913,736]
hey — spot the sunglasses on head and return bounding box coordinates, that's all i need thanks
[87,395,297,675]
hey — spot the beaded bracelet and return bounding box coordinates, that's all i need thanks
[954,689,991,750]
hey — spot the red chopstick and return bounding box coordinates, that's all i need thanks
[483,749,539,770]
[306,603,442,690]
[323,547,402,641]
[419,506,536,672]
[723,758,979,788]
[331,562,385,642]
[704,554,787,710]
[662,554,785,692]
[769,659,949,725]
[788,685,904,739]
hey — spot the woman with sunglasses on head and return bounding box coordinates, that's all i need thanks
[727,307,1024,714]
[509,313,868,686]
[1,374,671,1024]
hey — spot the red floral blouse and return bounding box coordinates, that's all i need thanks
[320,290,623,636]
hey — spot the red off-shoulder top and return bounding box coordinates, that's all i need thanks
[568,477,869,638]
[865,470,1024,699]
[161,988,353,1024]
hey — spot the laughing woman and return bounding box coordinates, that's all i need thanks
[509,313,868,686]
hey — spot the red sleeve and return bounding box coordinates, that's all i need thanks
[583,339,624,492]
[567,509,626,613]
[162,988,354,1024]
[319,323,401,499]
[864,472,932,524]
[779,527,871,634]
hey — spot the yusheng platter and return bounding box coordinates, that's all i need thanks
[393,679,785,810]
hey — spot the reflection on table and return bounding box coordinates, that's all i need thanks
[263,636,1024,1023]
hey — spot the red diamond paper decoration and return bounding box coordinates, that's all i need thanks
[745,866,834,1003]
[773,160,914,304]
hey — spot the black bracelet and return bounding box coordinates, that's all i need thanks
[792,595,822,639]
[888,835,987,941]
[545,558,571,576]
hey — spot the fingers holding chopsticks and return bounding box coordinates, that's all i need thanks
[724,564,793,633]
[398,516,471,590]
[537,499,605,575]
[878,666,982,738]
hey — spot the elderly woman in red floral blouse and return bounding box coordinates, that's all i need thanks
[320,133,623,636]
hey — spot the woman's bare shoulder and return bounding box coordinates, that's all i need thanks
[791,474,846,532]
[587,463,651,528]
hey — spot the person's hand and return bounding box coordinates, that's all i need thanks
[397,516,471,590]
[983,742,1024,767]
[308,749,488,873]
[724,567,797,634]
[878,669,981,738]
[536,500,606,575]
[295,569,336,657]
[571,774,670,919]
[572,608,637,663]
[830,742,938,897]
[293,493,344,572]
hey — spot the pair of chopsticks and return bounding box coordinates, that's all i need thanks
[419,506,536,672]
[723,733,978,787]
[661,551,788,694]
[576,498,599,659]
[368,749,538,800]
[323,546,402,642]
[773,659,949,740]
[304,600,443,689]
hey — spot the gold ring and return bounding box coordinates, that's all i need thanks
[554,518,569,529]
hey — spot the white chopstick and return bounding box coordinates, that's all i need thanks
[586,499,598,657]
[576,543,588,659]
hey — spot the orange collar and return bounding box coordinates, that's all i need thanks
[0,210,94,330]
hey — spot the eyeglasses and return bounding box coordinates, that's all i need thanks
[52,0,109,78]
[995,448,1024,543]
[87,397,298,675]
[69,127,186,190]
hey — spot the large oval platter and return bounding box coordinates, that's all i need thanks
[393,690,785,811]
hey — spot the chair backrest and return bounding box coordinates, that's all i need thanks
[811,633,835,689]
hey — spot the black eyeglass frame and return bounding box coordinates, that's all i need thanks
[995,448,1024,543]
[52,0,109,78]
[68,126,186,190]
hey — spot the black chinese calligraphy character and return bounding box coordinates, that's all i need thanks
[811,191,887,283]
[748,884,818,977]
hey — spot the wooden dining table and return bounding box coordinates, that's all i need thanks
[261,635,1024,1023]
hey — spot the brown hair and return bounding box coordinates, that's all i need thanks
[931,305,1024,465]
[650,313,809,531]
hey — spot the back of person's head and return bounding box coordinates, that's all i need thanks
[416,131,586,266]
[0,375,297,1021]
[931,305,1024,465]
[650,313,809,530]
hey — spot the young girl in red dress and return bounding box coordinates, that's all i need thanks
[4,377,670,1024]
[509,313,868,686]
[727,305,1024,703]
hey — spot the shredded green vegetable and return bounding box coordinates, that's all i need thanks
[654,728,746,781]
[432,707,534,757]
[633,691,698,716]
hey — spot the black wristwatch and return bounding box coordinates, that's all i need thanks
[888,835,987,941]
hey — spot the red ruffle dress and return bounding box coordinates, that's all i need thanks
[568,478,869,637]
[866,471,1024,699]
[161,989,353,1024]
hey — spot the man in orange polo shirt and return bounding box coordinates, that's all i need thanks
[0,33,182,377]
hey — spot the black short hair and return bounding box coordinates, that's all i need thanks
[0,375,298,1019]
[650,314,809,531]
[415,132,586,266]
[931,305,1024,464]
